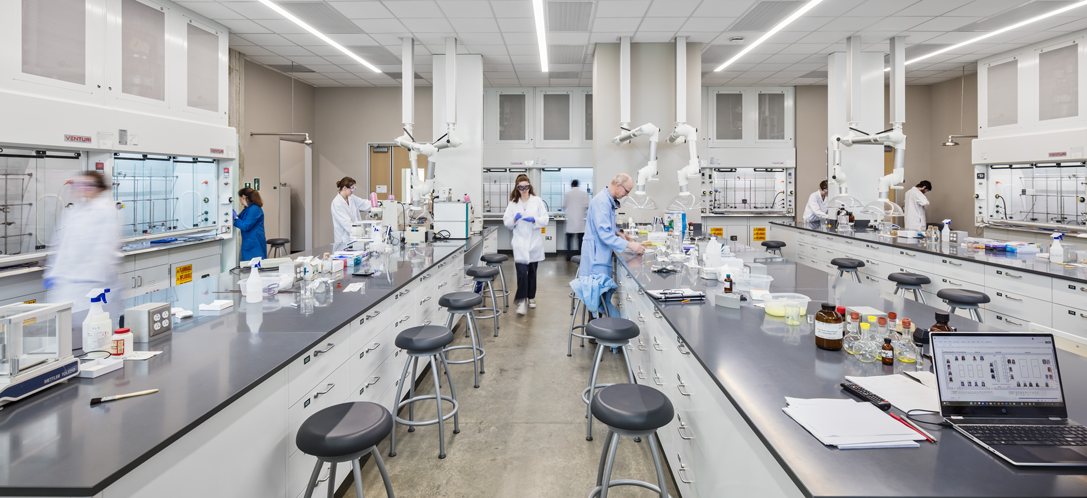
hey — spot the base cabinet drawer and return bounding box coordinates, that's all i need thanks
[1053,279,1087,309]
[985,266,1051,300]
[984,309,1031,329]
[985,289,1051,327]
[287,326,352,406]
[933,257,984,285]
[892,248,934,270]
[287,360,352,460]
[1054,305,1087,341]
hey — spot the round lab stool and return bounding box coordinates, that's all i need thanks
[389,325,460,459]
[588,384,675,498]
[466,266,502,337]
[582,318,639,441]
[937,289,990,322]
[761,240,786,257]
[481,253,510,310]
[267,238,290,258]
[296,402,396,498]
[830,257,865,283]
[889,272,931,304]
[440,292,486,388]
[567,290,613,356]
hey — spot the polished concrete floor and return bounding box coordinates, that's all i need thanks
[344,256,680,498]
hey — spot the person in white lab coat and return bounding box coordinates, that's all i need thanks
[44,172,122,313]
[331,176,372,245]
[904,180,932,231]
[562,179,588,261]
[802,180,831,224]
[502,174,549,315]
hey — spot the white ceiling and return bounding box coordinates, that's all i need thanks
[177,0,1087,87]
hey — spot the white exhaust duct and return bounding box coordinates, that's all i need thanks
[612,37,660,210]
[665,36,701,211]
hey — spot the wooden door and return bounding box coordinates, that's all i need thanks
[391,147,427,202]
[369,146,392,199]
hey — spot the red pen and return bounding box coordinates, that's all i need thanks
[888,412,936,444]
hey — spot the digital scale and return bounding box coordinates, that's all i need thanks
[0,302,80,406]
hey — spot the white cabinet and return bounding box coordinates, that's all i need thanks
[543,222,557,254]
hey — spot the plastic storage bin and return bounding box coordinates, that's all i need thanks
[763,293,812,316]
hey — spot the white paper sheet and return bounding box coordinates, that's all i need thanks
[845,374,941,413]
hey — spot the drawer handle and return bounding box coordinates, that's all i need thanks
[868,260,879,266]
[1080,313,1087,319]
[677,423,695,440]
[423,320,432,326]
[395,315,411,326]
[1002,317,1023,326]
[638,339,647,351]
[1003,294,1023,302]
[677,379,692,397]
[654,310,662,319]
[438,282,447,288]
[1079,286,1087,293]
[365,377,381,388]
[638,288,644,295]
[365,342,381,353]
[314,383,335,398]
[946,280,962,286]
[845,240,853,244]
[368,310,382,319]
[313,343,335,356]
[637,366,646,380]
[420,296,432,305]
[677,455,694,483]
[946,260,962,266]
[904,252,916,257]
[825,250,833,254]
[637,312,645,323]
[398,288,412,297]
[653,370,664,386]
[653,338,664,351]
[677,342,691,355]
[1003,272,1023,279]
[626,295,632,302]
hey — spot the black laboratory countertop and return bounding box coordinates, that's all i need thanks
[773,221,1087,284]
[0,230,493,496]
[617,246,1087,497]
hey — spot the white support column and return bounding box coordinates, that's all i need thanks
[675,36,687,124]
[402,37,414,132]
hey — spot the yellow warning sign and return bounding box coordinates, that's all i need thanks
[176,264,193,285]
[541,227,546,234]
[709,227,724,237]
[751,227,767,242]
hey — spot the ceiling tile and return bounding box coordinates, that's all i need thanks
[589,32,627,43]
[841,0,917,16]
[781,16,833,32]
[439,1,493,17]
[645,0,700,17]
[693,0,756,17]
[218,19,271,34]
[502,32,538,44]
[894,0,973,16]
[923,32,983,45]
[451,17,500,32]
[632,32,674,42]
[237,33,295,46]
[232,45,276,56]
[685,32,724,43]
[268,45,315,57]
[254,19,312,34]
[747,43,788,55]
[862,16,932,32]
[247,55,291,65]
[354,19,409,33]
[285,55,329,65]
[481,54,512,63]
[498,17,535,32]
[229,34,251,46]
[177,2,245,20]
[402,18,455,32]
[638,17,685,32]
[458,32,505,44]
[506,44,540,55]
[483,63,515,70]
[911,17,979,32]
[549,32,591,44]
[817,16,881,32]
[329,34,380,45]
[596,0,650,18]
[509,55,540,64]
[384,1,446,18]
[279,33,323,45]
[593,17,641,32]
[805,0,865,17]
[328,2,394,19]
[762,53,807,64]
[221,2,279,20]
[681,18,736,32]
[301,45,342,56]
[796,31,853,45]
[520,78,550,85]
[468,44,508,55]
[489,0,533,18]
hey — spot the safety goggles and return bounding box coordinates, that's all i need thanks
[517,185,531,191]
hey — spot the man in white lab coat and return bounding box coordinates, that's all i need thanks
[904,180,932,232]
[802,180,831,224]
[562,179,589,261]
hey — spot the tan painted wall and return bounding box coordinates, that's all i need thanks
[795,85,828,221]
[240,60,315,243]
[312,87,433,247]
[927,73,978,232]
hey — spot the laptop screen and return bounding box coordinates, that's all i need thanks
[931,333,1068,418]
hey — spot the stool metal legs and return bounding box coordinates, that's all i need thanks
[766,247,783,257]
[494,264,509,310]
[474,279,501,337]
[568,298,590,356]
[302,446,396,498]
[390,349,460,459]
[837,268,861,283]
[947,305,984,322]
[893,285,928,304]
[583,340,636,441]
[444,310,485,388]
[588,429,672,498]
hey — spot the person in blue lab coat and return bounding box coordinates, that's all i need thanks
[234,187,266,261]
[579,173,645,280]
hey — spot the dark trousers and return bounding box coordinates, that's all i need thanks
[565,232,584,260]
[515,262,538,302]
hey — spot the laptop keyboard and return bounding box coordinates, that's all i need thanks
[961,424,1087,446]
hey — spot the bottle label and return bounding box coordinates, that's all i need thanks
[111,338,125,356]
[814,321,843,340]
[881,350,893,359]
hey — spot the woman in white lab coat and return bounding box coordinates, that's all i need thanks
[502,174,549,315]
[44,172,122,313]
[331,176,372,245]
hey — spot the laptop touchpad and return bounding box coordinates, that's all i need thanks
[1023,446,1087,463]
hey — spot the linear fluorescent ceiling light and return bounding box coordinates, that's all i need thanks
[715,0,823,71]
[256,0,381,72]
[903,0,1087,67]
[532,0,549,72]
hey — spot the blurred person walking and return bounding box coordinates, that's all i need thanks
[562,179,588,261]
[503,174,549,315]
[234,187,266,261]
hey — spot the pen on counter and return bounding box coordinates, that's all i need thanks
[90,389,159,406]
[680,299,691,304]
[888,412,936,444]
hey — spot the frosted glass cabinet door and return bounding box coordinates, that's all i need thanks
[120,0,167,102]
[987,59,1018,128]
[715,93,744,140]
[186,22,219,112]
[542,93,571,141]
[1038,43,1078,122]
[498,93,527,141]
[757,93,786,140]
[21,0,87,85]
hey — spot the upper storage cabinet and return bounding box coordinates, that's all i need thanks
[1038,42,1079,122]
[986,58,1019,128]
[484,87,592,148]
[2,0,229,127]
[708,87,794,148]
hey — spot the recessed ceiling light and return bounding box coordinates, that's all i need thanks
[715,0,823,71]
[907,0,1087,66]
[533,0,549,72]
[256,0,380,72]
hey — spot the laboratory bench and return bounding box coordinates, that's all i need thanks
[769,222,1087,343]
[613,245,1087,497]
[0,228,497,497]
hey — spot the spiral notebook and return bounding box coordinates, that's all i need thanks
[646,288,706,302]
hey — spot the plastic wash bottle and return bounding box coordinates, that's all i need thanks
[82,288,112,351]
[246,258,264,304]
[1050,233,1065,264]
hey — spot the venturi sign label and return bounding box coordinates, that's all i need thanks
[64,135,92,143]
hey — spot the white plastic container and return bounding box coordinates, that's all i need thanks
[245,258,263,303]
[763,293,812,316]
[1050,233,1065,264]
[108,327,134,358]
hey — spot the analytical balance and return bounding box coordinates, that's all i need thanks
[0,302,79,406]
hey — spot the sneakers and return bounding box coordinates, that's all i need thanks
[528,299,537,309]
[516,300,528,315]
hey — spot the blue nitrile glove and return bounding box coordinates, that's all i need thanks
[43,277,56,290]
[522,216,536,223]
[232,209,238,219]
[514,212,522,222]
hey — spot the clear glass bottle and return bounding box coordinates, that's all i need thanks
[887,312,897,336]
[855,323,878,363]
[844,317,862,355]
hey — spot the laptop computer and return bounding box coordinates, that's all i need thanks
[931,332,1087,466]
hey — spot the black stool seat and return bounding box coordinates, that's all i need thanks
[267,238,290,246]
[591,384,674,432]
[586,317,639,342]
[831,257,865,269]
[296,402,392,458]
[439,292,483,309]
[888,272,930,285]
[395,325,455,351]
[761,240,786,249]
[572,255,581,264]
[466,266,499,278]
[482,253,508,263]
[937,288,990,305]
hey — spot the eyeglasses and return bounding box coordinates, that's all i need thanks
[618,183,631,196]
[517,185,531,191]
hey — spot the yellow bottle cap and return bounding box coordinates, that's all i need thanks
[868,315,877,322]
[861,323,870,329]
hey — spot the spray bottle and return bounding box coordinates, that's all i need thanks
[81,288,112,351]
[941,219,951,242]
[1050,233,1065,264]
[246,258,263,303]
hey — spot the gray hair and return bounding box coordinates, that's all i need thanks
[610,173,632,186]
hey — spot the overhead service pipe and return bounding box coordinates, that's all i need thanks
[666,36,700,202]
[611,36,659,204]
[392,37,438,208]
